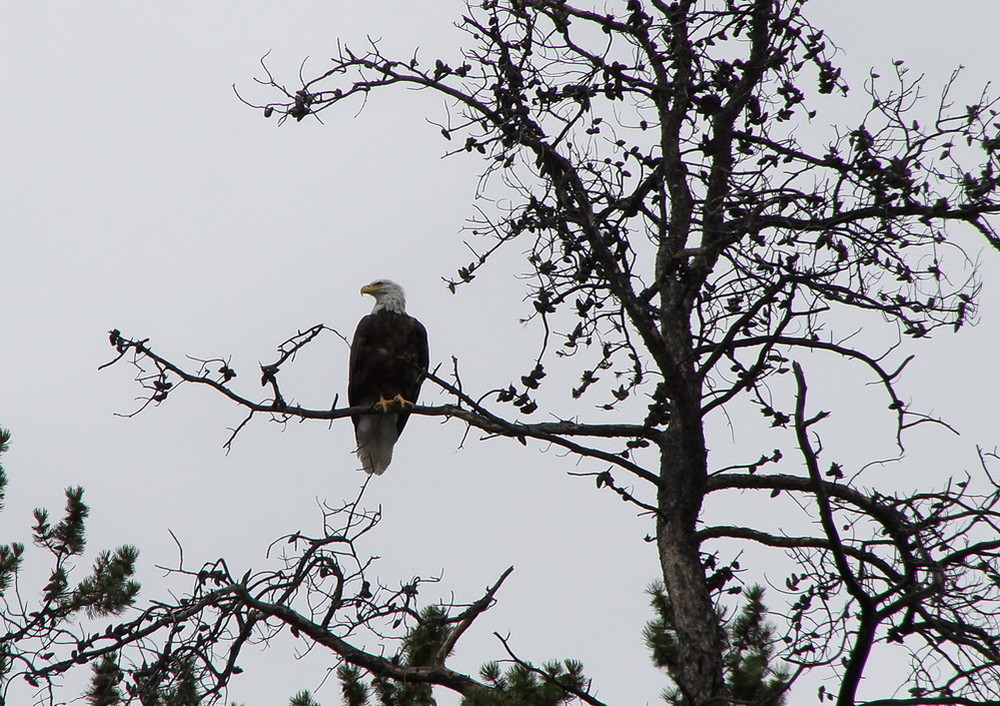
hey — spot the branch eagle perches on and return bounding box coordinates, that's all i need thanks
[103,327,663,489]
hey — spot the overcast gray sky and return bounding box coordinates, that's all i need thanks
[3,2,999,704]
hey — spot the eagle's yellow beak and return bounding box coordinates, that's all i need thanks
[360,283,379,296]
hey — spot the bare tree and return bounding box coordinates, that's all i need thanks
[14,0,1000,704]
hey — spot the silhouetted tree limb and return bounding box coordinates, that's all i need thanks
[11,484,541,704]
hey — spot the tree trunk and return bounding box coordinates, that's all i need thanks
[657,361,724,704]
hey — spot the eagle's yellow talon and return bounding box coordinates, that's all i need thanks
[371,395,414,413]
[392,394,415,408]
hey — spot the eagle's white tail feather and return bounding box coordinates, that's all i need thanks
[355,414,398,475]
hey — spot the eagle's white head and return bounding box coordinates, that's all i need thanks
[361,279,407,314]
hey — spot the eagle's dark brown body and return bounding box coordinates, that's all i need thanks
[349,309,429,435]
[348,293,429,474]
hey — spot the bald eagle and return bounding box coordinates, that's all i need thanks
[349,280,429,474]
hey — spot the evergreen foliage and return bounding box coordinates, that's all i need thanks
[334,604,592,706]
[33,485,88,556]
[71,547,141,618]
[336,649,589,706]
[0,426,142,702]
[132,654,202,705]
[463,660,588,706]
[726,586,788,704]
[0,428,23,599]
[0,426,9,508]
[290,690,324,706]
[645,583,788,704]
[338,666,370,706]
[85,654,125,706]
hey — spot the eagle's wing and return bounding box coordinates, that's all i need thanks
[395,315,429,435]
[348,315,376,426]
